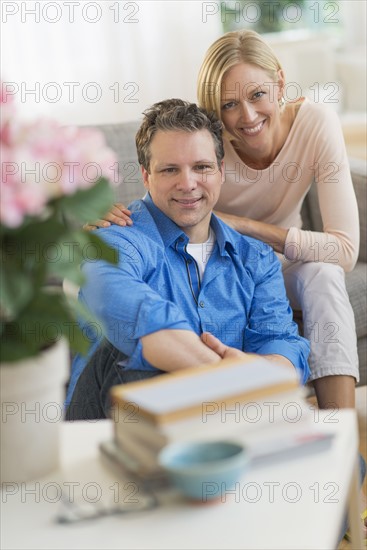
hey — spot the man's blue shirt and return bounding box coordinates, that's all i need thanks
[67,194,310,404]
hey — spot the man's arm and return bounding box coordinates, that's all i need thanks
[81,228,221,371]
[142,330,221,371]
[143,329,296,374]
[240,242,310,383]
[201,332,294,370]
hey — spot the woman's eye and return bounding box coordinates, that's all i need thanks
[252,91,265,101]
[221,101,236,110]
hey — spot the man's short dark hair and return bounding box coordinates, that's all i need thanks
[136,99,224,172]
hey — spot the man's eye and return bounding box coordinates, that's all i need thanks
[161,167,176,173]
[195,165,214,171]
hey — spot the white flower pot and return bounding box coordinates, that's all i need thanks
[0,338,69,483]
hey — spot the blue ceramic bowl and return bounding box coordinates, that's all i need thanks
[158,440,248,502]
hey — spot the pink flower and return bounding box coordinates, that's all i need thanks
[0,86,118,227]
[0,173,47,228]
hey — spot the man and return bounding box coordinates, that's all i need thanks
[66,99,309,420]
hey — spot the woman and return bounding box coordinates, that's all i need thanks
[92,30,360,412]
[197,29,360,412]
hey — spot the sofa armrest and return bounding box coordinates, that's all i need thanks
[349,157,367,263]
[301,157,366,263]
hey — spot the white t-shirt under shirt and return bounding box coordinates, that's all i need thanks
[215,98,359,271]
[186,227,216,280]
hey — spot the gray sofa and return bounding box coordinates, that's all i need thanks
[96,121,367,386]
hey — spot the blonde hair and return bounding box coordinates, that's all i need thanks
[197,30,283,121]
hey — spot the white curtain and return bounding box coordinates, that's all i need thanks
[1,1,222,124]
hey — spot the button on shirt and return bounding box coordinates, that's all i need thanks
[68,194,310,403]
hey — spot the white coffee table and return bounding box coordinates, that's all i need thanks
[0,409,364,549]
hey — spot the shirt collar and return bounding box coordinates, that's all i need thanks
[142,192,239,255]
[210,215,239,257]
[142,193,188,248]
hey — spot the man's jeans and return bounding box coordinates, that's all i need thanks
[65,339,164,421]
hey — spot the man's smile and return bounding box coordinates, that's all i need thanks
[172,197,203,207]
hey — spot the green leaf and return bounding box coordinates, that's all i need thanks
[18,218,66,245]
[66,323,91,356]
[46,231,85,285]
[0,260,33,318]
[0,330,41,362]
[82,231,119,265]
[67,294,104,329]
[0,289,94,361]
[46,228,118,285]
[65,295,106,356]
[1,218,69,289]
[3,291,68,356]
[58,178,115,224]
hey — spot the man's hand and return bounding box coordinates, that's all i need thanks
[201,332,295,370]
[201,332,249,360]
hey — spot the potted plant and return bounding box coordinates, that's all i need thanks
[0,87,118,482]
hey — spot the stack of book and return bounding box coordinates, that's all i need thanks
[104,357,313,479]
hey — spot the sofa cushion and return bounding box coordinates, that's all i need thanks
[96,122,144,205]
[349,157,367,263]
[345,261,367,339]
[357,337,367,386]
[302,158,366,262]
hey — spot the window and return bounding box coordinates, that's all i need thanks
[220,1,341,37]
